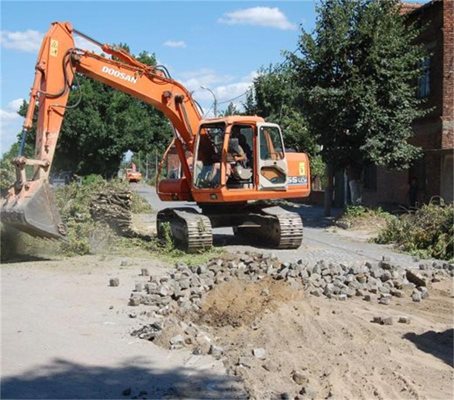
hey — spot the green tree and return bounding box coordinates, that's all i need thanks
[291,0,426,207]
[18,48,173,178]
[220,102,240,116]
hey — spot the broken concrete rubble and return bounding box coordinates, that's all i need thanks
[128,254,450,316]
[128,252,452,368]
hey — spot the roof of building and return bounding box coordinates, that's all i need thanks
[400,0,441,15]
[400,2,424,14]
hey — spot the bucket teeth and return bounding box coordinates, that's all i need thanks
[1,182,66,239]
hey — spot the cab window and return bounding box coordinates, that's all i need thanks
[259,126,284,160]
[193,124,225,188]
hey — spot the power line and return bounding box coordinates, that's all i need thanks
[217,90,251,105]
[215,47,300,107]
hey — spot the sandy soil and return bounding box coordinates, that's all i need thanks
[182,277,454,399]
[2,253,453,399]
[0,255,243,399]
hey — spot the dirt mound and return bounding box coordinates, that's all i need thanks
[128,254,454,399]
[197,278,302,328]
[209,279,454,399]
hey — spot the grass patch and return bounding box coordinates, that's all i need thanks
[336,205,392,231]
[375,201,453,261]
[114,221,223,265]
[114,235,224,265]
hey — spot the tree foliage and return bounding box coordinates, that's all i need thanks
[18,49,172,177]
[220,102,241,117]
[290,0,426,173]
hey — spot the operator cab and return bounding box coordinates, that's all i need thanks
[192,118,288,191]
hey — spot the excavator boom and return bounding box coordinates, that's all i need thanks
[1,21,202,239]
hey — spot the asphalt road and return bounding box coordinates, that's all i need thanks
[133,183,427,267]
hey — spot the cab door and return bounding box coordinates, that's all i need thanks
[256,123,288,190]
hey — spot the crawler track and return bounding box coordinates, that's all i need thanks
[234,206,303,249]
[157,208,213,253]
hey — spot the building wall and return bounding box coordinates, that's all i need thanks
[442,0,454,149]
[364,1,453,206]
[441,1,454,202]
[363,168,409,206]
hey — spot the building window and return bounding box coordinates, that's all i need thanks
[418,57,430,98]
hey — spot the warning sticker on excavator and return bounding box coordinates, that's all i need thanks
[299,162,306,176]
[50,39,58,57]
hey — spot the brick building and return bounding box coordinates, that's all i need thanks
[363,0,453,206]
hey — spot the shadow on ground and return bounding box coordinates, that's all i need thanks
[403,329,454,367]
[210,204,342,249]
[1,357,244,399]
[0,253,53,264]
[284,204,342,229]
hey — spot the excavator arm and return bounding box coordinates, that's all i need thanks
[1,21,202,239]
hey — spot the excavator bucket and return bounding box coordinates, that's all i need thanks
[1,181,66,239]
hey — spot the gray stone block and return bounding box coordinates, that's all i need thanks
[109,278,119,287]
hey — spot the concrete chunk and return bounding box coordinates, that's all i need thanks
[252,347,266,359]
[406,270,426,287]
[109,278,119,287]
[292,370,309,385]
[398,316,411,324]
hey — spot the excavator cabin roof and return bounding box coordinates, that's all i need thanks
[200,115,265,126]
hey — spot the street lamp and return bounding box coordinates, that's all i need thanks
[200,86,217,117]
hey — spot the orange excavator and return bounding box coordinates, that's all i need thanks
[1,22,310,252]
[125,163,142,183]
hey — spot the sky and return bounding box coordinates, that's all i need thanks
[0,0,318,153]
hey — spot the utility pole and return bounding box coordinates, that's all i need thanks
[201,86,217,117]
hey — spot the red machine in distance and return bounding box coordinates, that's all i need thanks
[125,163,142,183]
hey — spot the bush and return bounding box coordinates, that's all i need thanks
[343,205,368,218]
[376,202,454,261]
[336,205,391,230]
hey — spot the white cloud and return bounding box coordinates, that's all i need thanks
[178,68,234,93]
[0,29,102,54]
[7,98,25,112]
[241,70,259,82]
[218,7,296,31]
[214,81,252,102]
[0,98,25,153]
[163,40,187,48]
[176,68,255,117]
[0,29,43,52]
